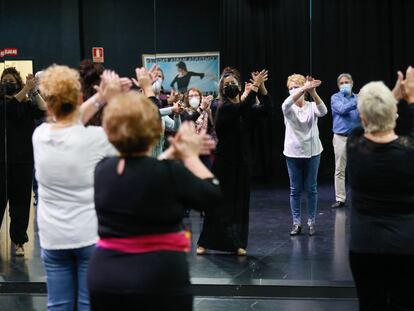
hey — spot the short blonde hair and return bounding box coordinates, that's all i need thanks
[39,65,81,119]
[103,91,162,154]
[287,74,306,88]
[358,81,397,133]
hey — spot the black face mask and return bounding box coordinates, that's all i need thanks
[223,84,240,99]
[2,82,18,96]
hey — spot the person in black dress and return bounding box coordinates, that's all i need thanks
[87,88,220,311]
[0,67,45,256]
[347,68,414,311]
[196,67,270,256]
[170,61,205,93]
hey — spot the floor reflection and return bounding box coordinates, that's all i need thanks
[0,185,353,285]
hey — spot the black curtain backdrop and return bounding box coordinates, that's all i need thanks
[1,0,414,184]
[220,0,311,184]
[0,1,81,68]
[220,0,414,185]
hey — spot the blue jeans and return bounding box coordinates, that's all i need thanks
[41,245,95,311]
[286,155,321,226]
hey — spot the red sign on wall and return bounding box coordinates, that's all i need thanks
[92,47,104,63]
[0,48,18,58]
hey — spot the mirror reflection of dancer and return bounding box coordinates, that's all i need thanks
[282,74,327,236]
[170,61,205,93]
[196,67,270,256]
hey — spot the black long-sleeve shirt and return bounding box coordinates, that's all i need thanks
[94,156,221,238]
[170,72,204,93]
[0,97,45,164]
[214,91,271,164]
[348,104,414,254]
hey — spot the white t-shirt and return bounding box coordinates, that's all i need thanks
[33,123,117,250]
[282,96,328,158]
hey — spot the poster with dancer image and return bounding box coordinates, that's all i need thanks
[142,52,220,95]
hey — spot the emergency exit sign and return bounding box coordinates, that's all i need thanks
[92,47,104,63]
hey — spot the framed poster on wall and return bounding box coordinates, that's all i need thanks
[142,52,220,95]
[0,60,33,80]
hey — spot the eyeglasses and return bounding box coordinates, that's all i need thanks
[188,94,200,98]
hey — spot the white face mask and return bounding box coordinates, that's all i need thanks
[289,87,300,96]
[189,97,200,109]
[152,78,163,94]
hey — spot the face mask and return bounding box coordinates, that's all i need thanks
[288,87,300,96]
[189,97,200,109]
[224,84,239,98]
[3,82,17,96]
[152,78,163,94]
[340,83,352,95]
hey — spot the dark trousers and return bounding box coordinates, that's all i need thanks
[0,163,33,245]
[349,251,414,311]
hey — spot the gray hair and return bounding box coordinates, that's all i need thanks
[357,81,397,133]
[337,73,353,84]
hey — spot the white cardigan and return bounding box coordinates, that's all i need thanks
[282,96,328,158]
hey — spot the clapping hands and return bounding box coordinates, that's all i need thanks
[94,70,122,103]
[161,122,216,160]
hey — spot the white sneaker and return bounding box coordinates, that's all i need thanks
[15,244,25,257]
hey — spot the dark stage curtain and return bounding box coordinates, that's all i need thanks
[312,0,414,179]
[220,0,311,183]
[220,0,414,184]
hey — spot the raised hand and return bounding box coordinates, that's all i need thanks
[170,122,202,159]
[94,70,122,103]
[26,74,37,91]
[133,67,153,90]
[172,100,184,114]
[251,69,268,88]
[401,66,414,103]
[148,64,160,84]
[303,78,322,92]
[167,90,180,105]
[392,71,404,101]
[201,95,213,110]
[120,77,133,92]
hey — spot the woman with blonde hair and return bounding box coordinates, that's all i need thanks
[33,64,121,310]
[282,74,327,236]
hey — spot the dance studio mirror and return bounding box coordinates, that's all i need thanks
[1,1,413,309]
[0,0,353,292]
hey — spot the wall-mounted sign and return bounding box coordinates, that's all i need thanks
[0,48,18,58]
[92,47,104,63]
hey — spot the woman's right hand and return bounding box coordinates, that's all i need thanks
[303,77,322,93]
[170,122,201,159]
[251,69,268,88]
[94,70,122,103]
[402,66,414,104]
[169,122,216,160]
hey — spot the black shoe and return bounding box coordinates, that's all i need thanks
[331,201,345,208]
[309,225,316,236]
[290,225,302,236]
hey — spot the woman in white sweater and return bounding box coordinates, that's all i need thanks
[33,65,121,311]
[282,74,327,236]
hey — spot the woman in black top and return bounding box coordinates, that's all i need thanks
[196,67,270,256]
[347,69,414,311]
[87,89,220,311]
[0,67,45,256]
[170,61,205,93]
